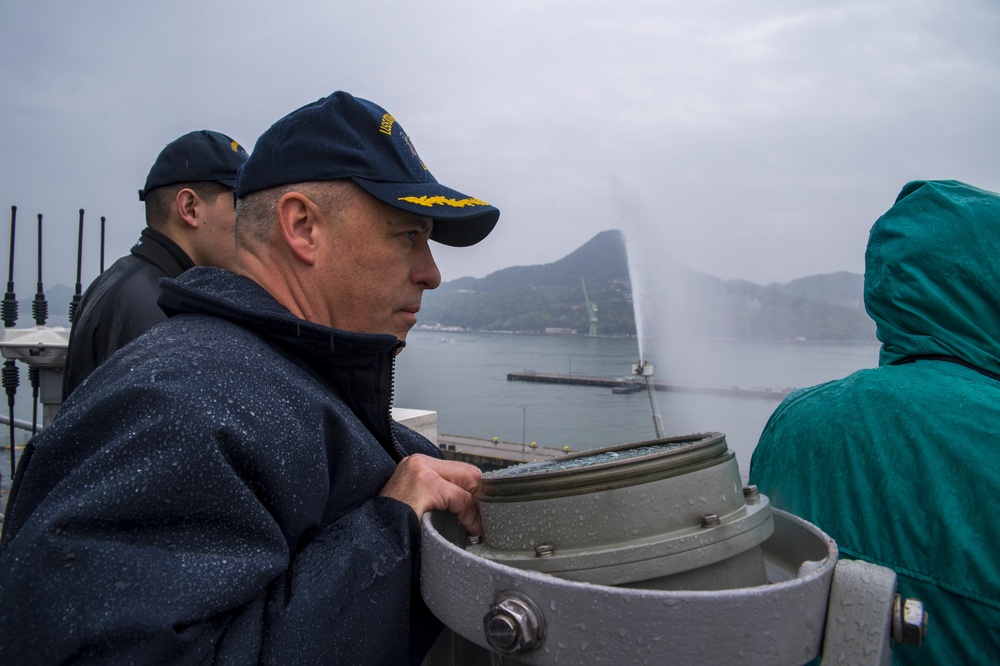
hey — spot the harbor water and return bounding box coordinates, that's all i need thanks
[1,330,880,484]
[395,330,880,477]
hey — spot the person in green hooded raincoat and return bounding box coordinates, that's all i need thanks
[749,180,1000,664]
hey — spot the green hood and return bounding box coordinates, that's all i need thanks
[865,180,1000,374]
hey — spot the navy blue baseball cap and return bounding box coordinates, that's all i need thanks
[235,91,499,247]
[139,130,249,201]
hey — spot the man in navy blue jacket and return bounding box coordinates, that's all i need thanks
[0,92,500,664]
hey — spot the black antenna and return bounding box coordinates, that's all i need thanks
[27,213,48,436]
[2,357,17,478]
[3,206,20,479]
[69,209,84,323]
[28,366,39,435]
[2,206,17,328]
[100,216,107,273]
[31,214,48,327]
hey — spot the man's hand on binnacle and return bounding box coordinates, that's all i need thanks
[379,454,484,536]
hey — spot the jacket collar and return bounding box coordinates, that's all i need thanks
[158,266,407,460]
[131,227,195,277]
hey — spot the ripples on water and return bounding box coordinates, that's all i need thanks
[395,331,878,477]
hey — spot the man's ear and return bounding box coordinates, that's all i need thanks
[175,188,200,229]
[275,192,321,266]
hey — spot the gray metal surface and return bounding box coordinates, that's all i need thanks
[422,508,838,665]
[820,559,897,666]
[469,434,773,589]
[0,326,69,367]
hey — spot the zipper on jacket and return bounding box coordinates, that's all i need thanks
[386,342,407,461]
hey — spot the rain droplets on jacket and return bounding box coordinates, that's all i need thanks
[0,266,442,664]
[750,180,1000,664]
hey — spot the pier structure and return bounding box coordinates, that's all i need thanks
[392,407,570,472]
[436,433,569,471]
[507,370,794,400]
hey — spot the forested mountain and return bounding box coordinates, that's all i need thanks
[672,270,874,341]
[420,230,877,342]
[421,230,636,335]
[771,272,864,309]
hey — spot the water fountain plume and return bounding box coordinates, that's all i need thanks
[614,173,739,447]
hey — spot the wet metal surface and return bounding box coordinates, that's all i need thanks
[469,434,772,590]
[422,509,837,665]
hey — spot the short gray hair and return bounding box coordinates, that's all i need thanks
[235,180,359,246]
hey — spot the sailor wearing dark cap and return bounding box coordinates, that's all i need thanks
[62,129,249,398]
[0,93,496,664]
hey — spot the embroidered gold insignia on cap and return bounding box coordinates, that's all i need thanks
[379,113,396,136]
[398,196,490,208]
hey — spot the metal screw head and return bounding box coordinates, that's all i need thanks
[892,595,928,647]
[535,543,555,557]
[700,513,721,528]
[743,485,760,504]
[466,535,483,546]
[485,612,519,650]
[483,595,544,655]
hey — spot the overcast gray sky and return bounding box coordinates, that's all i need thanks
[2,0,998,297]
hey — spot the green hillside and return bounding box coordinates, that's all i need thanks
[421,230,636,335]
[420,230,876,342]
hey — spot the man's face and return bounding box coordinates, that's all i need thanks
[317,191,441,340]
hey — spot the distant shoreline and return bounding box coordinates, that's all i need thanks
[414,327,879,346]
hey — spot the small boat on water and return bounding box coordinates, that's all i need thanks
[611,381,644,394]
